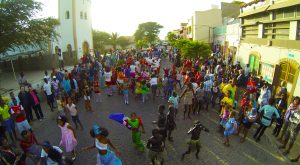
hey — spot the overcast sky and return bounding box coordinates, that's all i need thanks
[37,0,243,38]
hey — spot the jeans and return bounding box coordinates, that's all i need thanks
[24,105,33,122]
[71,115,82,128]
[32,104,44,120]
[253,123,268,140]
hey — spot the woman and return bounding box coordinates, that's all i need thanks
[180,83,195,120]
[82,124,122,165]
[149,74,158,102]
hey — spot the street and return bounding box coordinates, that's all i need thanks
[30,86,294,165]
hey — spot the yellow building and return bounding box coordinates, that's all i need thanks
[237,0,300,101]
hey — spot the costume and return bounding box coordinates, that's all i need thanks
[59,123,77,152]
[127,117,144,151]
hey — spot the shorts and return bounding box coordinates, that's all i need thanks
[187,139,201,151]
[84,95,91,100]
[5,118,15,133]
[148,150,165,161]
[16,120,31,132]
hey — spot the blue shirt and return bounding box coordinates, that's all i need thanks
[203,80,213,92]
[259,105,280,126]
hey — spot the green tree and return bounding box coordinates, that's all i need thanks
[110,32,119,50]
[134,22,163,45]
[177,40,211,60]
[135,40,148,49]
[92,30,111,52]
[0,0,59,54]
[117,36,131,49]
[167,32,181,47]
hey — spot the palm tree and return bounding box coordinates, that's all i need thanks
[110,32,119,50]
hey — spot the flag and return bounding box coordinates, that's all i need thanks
[109,113,131,130]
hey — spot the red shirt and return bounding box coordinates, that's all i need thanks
[20,133,38,153]
[10,105,26,122]
[247,80,257,93]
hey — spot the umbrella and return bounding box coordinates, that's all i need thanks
[109,113,131,130]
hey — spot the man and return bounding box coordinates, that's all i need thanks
[203,77,213,110]
[244,64,250,79]
[18,72,28,87]
[18,86,33,123]
[8,92,20,108]
[147,129,165,165]
[182,121,209,160]
[127,112,145,152]
[43,78,54,112]
[0,97,17,142]
[28,85,44,121]
[10,98,31,133]
[58,48,64,70]
[279,107,300,155]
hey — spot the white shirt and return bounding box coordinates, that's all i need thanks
[176,73,182,81]
[66,103,77,116]
[43,82,52,95]
[149,77,158,86]
[130,65,136,72]
[104,71,112,82]
[41,146,63,165]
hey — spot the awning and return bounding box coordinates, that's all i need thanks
[268,0,300,11]
[239,5,270,17]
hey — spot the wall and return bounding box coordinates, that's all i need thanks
[237,43,300,96]
[75,0,93,58]
[225,22,241,47]
[193,9,222,42]
[54,0,74,53]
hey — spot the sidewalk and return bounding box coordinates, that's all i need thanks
[0,66,73,97]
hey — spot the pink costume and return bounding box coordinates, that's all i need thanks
[59,123,77,152]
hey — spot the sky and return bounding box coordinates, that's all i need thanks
[37,0,238,38]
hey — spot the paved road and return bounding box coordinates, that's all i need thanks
[29,87,296,165]
[26,59,298,165]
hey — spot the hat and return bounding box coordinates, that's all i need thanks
[93,124,101,135]
[42,141,52,148]
[53,76,56,79]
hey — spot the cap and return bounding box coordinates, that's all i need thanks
[93,124,101,135]
[53,76,56,79]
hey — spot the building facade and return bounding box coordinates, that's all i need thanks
[237,0,300,101]
[52,0,93,59]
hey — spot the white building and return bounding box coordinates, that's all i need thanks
[52,0,93,59]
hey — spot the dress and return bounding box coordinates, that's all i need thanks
[95,139,122,165]
[183,90,193,105]
[59,123,77,152]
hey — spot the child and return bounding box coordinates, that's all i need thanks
[56,96,66,116]
[135,79,142,98]
[219,104,231,133]
[156,77,163,97]
[123,78,130,105]
[83,80,93,112]
[57,115,77,160]
[166,106,176,141]
[168,91,179,117]
[65,97,83,130]
[223,111,237,147]
[93,78,102,103]
[237,100,257,143]
[141,80,150,103]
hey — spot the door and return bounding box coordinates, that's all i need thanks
[276,62,298,102]
[249,55,260,75]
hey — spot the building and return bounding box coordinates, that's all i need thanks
[52,0,93,59]
[179,23,188,39]
[189,8,223,43]
[237,0,300,101]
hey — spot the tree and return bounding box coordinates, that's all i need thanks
[117,36,131,49]
[167,32,181,47]
[135,40,148,49]
[0,0,59,54]
[92,30,111,52]
[176,39,211,60]
[134,22,163,45]
[110,32,119,51]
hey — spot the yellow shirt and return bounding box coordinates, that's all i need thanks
[1,96,9,104]
[222,84,233,95]
[221,97,233,106]
[0,104,11,120]
[219,83,226,91]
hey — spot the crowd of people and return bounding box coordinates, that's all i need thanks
[0,47,299,165]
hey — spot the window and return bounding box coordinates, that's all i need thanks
[297,5,300,17]
[65,11,70,19]
[84,12,87,20]
[275,7,296,19]
[242,25,258,38]
[263,22,289,40]
[80,11,83,19]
